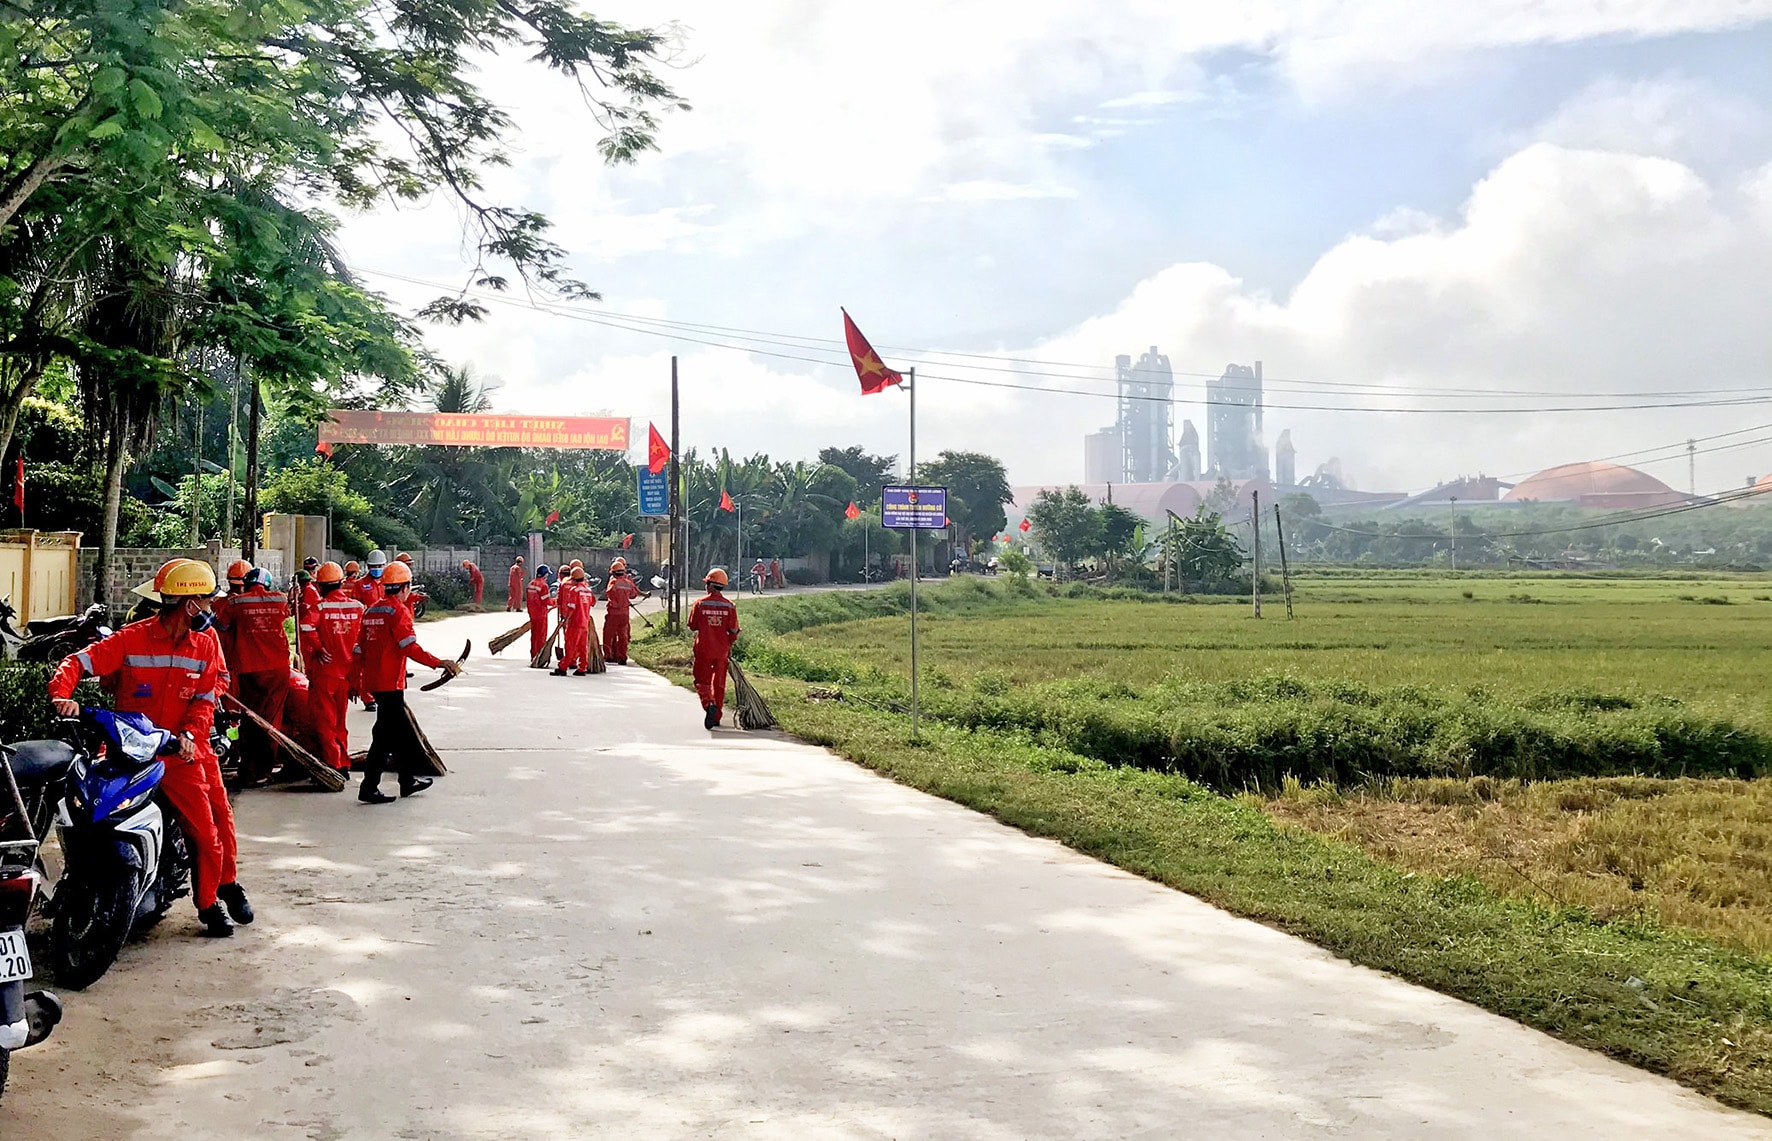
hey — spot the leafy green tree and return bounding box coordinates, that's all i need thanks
[1027,487,1101,575]
[917,450,1012,552]
[817,446,898,507]
[1165,506,1246,587]
[1097,503,1144,569]
[261,458,416,556]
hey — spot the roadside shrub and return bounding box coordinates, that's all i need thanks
[419,568,474,610]
[785,567,821,586]
[0,663,107,742]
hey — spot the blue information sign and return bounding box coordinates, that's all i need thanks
[881,485,948,530]
[637,467,669,517]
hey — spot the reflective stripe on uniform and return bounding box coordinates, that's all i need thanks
[77,651,94,672]
[397,635,416,647]
[123,653,211,671]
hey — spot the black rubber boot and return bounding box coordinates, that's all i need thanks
[400,775,433,798]
[703,703,720,730]
[217,882,254,925]
[550,667,568,676]
[198,904,234,938]
[573,669,589,676]
[359,784,396,805]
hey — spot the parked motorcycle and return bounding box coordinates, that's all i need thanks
[0,749,63,1102]
[13,603,111,664]
[408,582,429,619]
[41,709,192,990]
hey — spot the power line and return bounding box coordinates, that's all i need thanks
[360,269,1772,417]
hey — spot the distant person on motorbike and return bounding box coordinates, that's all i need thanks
[354,560,461,804]
[48,558,251,937]
[750,558,767,594]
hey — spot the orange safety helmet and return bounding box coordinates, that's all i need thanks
[136,558,219,602]
[570,566,586,581]
[381,560,413,586]
[315,561,345,584]
[344,560,361,575]
[609,556,627,573]
[569,559,583,571]
[703,567,729,588]
[395,552,414,565]
[225,559,252,584]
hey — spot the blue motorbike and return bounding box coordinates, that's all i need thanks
[43,709,192,990]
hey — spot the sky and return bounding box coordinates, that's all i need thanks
[337,1,1772,496]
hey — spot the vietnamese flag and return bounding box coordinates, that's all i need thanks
[841,309,904,395]
[621,533,634,549]
[647,422,670,474]
[719,489,734,512]
[545,508,561,526]
[1018,518,1031,533]
[315,439,334,459]
[11,458,21,512]
[845,501,860,520]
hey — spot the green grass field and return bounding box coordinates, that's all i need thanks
[634,571,1772,1115]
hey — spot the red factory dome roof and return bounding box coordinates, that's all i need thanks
[1503,461,1683,507]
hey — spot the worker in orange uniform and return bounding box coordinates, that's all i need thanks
[526,564,555,661]
[216,559,253,678]
[355,550,388,608]
[553,566,594,676]
[688,568,740,729]
[506,556,524,611]
[600,557,648,666]
[354,559,460,804]
[307,561,363,776]
[224,566,292,787]
[50,559,251,937]
[461,559,484,607]
[293,564,321,668]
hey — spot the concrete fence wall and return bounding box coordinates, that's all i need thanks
[77,543,286,617]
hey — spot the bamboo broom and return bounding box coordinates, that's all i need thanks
[489,619,530,655]
[725,659,776,730]
[531,619,561,669]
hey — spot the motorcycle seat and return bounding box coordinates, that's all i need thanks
[5,740,75,787]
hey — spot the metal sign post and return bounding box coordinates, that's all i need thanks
[882,478,948,743]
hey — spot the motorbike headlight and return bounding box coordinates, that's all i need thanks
[113,788,154,815]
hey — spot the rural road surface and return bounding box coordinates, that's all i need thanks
[4,608,1767,1139]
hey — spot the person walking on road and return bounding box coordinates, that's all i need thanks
[506,556,524,611]
[771,556,784,589]
[461,559,484,607]
[689,568,740,729]
[526,565,555,660]
[354,560,461,804]
[554,566,594,676]
[223,567,292,787]
[49,559,252,937]
[600,557,647,665]
[308,561,364,776]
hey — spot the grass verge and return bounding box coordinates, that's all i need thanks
[635,630,1772,1117]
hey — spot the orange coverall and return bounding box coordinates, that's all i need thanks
[688,591,740,719]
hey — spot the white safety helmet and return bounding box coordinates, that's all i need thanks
[366,549,388,567]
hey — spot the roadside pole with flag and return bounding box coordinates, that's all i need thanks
[846,500,865,577]
[720,487,741,579]
[843,308,922,739]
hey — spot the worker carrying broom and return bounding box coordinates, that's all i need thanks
[354,559,461,804]
[599,557,648,666]
[553,566,596,676]
[688,567,740,729]
[526,564,555,660]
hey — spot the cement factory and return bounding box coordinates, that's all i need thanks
[1009,347,1699,531]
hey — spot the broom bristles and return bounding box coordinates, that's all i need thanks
[726,659,776,730]
[489,619,530,655]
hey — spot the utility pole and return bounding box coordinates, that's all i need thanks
[1688,439,1697,497]
[1251,488,1262,619]
[224,355,239,547]
[668,356,682,634]
[1450,495,1458,572]
[1273,502,1294,620]
[241,369,262,562]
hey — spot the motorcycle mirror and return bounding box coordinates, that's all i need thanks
[651,576,667,589]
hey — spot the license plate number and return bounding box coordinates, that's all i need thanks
[0,929,30,983]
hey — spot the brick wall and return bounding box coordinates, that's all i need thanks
[76,544,286,617]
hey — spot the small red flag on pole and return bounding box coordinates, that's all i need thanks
[647,423,670,474]
[842,309,904,395]
[719,489,734,512]
[544,508,561,526]
[12,457,22,513]
[314,439,333,459]
[621,533,634,549]
[845,501,860,520]
[1019,518,1031,533]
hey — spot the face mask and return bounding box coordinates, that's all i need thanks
[369,567,383,578]
[189,606,216,632]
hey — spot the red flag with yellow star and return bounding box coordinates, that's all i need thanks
[842,309,903,395]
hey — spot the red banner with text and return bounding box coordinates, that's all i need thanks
[320,410,630,450]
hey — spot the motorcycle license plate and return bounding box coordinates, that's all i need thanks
[0,928,29,983]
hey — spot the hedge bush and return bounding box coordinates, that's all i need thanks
[0,663,107,742]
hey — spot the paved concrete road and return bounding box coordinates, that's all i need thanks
[5,610,1767,1139]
